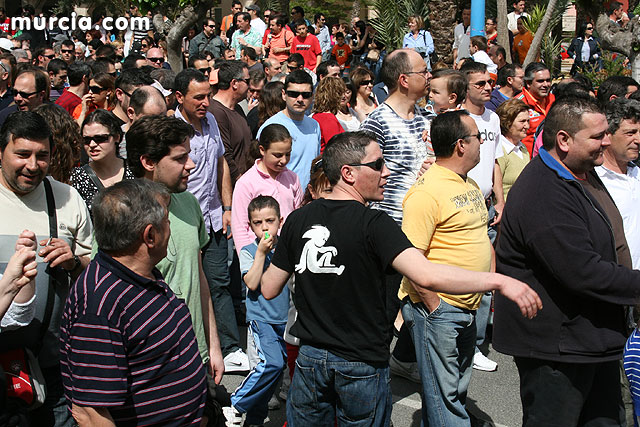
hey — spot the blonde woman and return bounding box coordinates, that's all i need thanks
[311,76,346,152]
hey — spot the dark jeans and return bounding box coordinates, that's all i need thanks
[515,357,625,427]
[287,345,391,427]
[202,228,240,357]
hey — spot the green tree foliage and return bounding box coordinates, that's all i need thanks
[369,0,429,51]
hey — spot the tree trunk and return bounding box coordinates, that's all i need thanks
[496,0,512,63]
[523,0,558,67]
[162,0,214,72]
[351,0,361,20]
[596,13,640,80]
[429,0,457,63]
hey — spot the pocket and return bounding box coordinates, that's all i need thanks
[425,299,443,318]
[290,362,318,409]
[335,368,380,423]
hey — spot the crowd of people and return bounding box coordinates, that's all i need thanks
[0,0,640,427]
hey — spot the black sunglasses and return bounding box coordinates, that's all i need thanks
[16,90,38,98]
[198,67,211,74]
[359,79,374,86]
[83,134,111,145]
[147,57,163,63]
[236,77,251,84]
[89,85,106,93]
[347,157,385,171]
[61,49,74,54]
[286,90,313,99]
[44,54,55,59]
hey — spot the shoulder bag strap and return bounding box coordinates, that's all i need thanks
[82,163,105,192]
[41,178,58,349]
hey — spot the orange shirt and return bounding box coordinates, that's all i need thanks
[221,14,234,33]
[332,43,352,67]
[267,28,294,63]
[516,88,555,156]
[513,31,533,64]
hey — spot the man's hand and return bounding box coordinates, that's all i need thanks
[222,211,232,239]
[209,349,225,384]
[39,238,75,270]
[491,200,505,226]
[247,97,259,111]
[497,276,542,319]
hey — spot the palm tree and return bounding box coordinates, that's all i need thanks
[429,0,457,62]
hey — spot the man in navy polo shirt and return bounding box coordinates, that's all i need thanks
[60,180,208,426]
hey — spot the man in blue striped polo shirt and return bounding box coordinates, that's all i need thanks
[60,179,207,426]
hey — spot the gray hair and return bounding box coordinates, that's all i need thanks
[523,62,548,83]
[323,131,377,185]
[92,179,170,253]
[604,97,640,134]
[542,97,602,150]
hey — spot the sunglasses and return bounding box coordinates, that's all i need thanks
[471,79,494,88]
[44,54,55,59]
[286,90,313,99]
[236,77,251,84]
[89,85,106,93]
[83,134,111,145]
[61,49,74,54]
[147,57,163,63]
[205,24,215,28]
[16,90,38,98]
[586,26,593,30]
[141,43,149,48]
[348,157,385,171]
[197,67,210,74]
[359,79,374,86]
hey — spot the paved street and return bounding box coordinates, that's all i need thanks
[219,330,523,427]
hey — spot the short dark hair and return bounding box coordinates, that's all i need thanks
[237,11,251,22]
[284,69,312,89]
[47,58,67,75]
[249,69,266,86]
[553,81,592,101]
[605,97,640,134]
[92,57,115,75]
[0,111,50,152]
[459,60,488,78]
[597,75,640,106]
[126,115,194,178]
[67,61,92,86]
[470,36,488,52]
[115,67,154,93]
[175,68,208,96]
[609,1,623,15]
[317,60,339,79]
[248,195,281,219]
[187,52,208,69]
[217,60,247,90]
[95,44,116,61]
[271,15,287,27]
[294,20,307,29]
[314,13,325,23]
[431,69,467,103]
[542,97,602,150]
[61,39,75,50]
[231,0,242,6]
[242,46,257,60]
[323,131,376,185]
[291,6,304,15]
[287,53,305,67]
[523,62,549,83]
[379,50,412,92]
[430,110,471,158]
[496,63,521,86]
[82,109,124,143]
[123,52,145,70]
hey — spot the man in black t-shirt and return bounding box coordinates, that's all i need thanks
[261,131,542,426]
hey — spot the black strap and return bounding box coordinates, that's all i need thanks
[82,164,104,192]
[41,178,58,348]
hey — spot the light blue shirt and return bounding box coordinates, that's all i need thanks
[403,30,434,69]
[316,25,331,53]
[175,107,225,232]
[257,111,321,189]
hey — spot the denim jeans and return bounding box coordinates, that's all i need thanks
[474,292,492,353]
[402,299,476,427]
[287,345,391,427]
[201,228,240,357]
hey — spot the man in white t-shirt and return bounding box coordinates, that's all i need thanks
[452,6,471,67]
[597,97,640,269]
[247,4,267,37]
[507,1,529,35]
[460,61,504,373]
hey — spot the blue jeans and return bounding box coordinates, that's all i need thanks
[232,321,286,425]
[474,292,492,352]
[287,345,391,427]
[201,228,240,357]
[402,299,476,427]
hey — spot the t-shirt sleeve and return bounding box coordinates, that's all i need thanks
[239,246,255,275]
[368,211,413,270]
[401,188,438,250]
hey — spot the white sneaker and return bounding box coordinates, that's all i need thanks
[473,352,498,371]
[279,369,290,400]
[389,355,421,383]
[267,394,280,410]
[224,349,250,373]
[222,406,243,426]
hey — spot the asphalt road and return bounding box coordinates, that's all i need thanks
[219,329,523,427]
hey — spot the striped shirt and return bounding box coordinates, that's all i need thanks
[624,328,640,419]
[360,103,435,225]
[60,251,207,426]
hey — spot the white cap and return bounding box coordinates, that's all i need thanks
[0,38,13,52]
[152,80,171,97]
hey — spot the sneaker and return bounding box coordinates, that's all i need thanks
[223,406,243,426]
[279,370,290,400]
[473,352,498,372]
[389,355,421,383]
[267,395,280,410]
[224,349,250,373]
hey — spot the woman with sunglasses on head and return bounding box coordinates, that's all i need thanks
[72,72,115,124]
[567,22,603,75]
[70,110,135,216]
[349,66,377,122]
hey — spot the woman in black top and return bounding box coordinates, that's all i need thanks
[70,109,134,215]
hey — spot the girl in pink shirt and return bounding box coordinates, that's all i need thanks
[231,124,303,253]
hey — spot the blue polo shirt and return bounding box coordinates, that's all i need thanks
[60,250,207,426]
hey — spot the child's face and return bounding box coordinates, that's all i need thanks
[249,207,282,241]
[429,77,455,113]
[337,37,345,45]
[260,140,292,174]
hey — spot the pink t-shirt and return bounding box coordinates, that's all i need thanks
[231,160,303,253]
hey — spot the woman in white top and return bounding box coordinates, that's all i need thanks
[0,232,38,330]
[336,77,361,131]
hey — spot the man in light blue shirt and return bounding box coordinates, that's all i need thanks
[314,13,332,62]
[257,70,321,189]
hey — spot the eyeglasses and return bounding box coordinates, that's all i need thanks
[286,90,313,99]
[89,85,106,93]
[204,24,215,28]
[405,69,430,78]
[197,67,210,74]
[121,89,132,97]
[141,43,149,48]
[15,90,38,98]
[347,157,385,171]
[43,54,55,59]
[462,134,481,142]
[586,26,593,30]
[83,134,111,145]
[359,79,374,86]
[61,49,74,54]
[249,88,261,94]
[147,57,163,63]
[470,79,494,88]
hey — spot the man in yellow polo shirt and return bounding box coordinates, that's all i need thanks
[400,109,492,426]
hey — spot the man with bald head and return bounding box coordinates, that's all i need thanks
[146,47,166,69]
[119,86,168,158]
[262,57,282,82]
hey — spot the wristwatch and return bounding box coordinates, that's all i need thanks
[66,255,81,272]
[223,206,232,212]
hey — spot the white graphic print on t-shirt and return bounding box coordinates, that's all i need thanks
[295,225,345,275]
